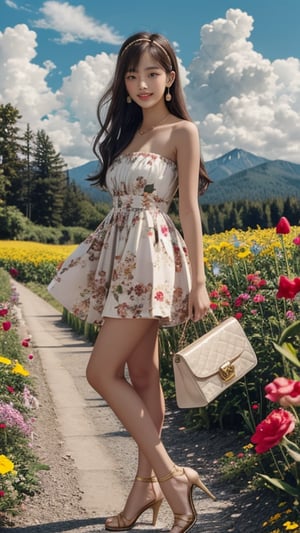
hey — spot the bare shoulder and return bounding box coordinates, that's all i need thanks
[170,119,200,160]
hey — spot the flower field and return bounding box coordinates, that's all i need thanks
[0,220,300,529]
[0,225,299,284]
[0,270,48,523]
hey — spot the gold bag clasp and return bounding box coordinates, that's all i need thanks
[219,361,235,382]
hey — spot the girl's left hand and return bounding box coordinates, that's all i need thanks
[188,283,211,322]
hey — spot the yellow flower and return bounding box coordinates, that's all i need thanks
[12,361,30,376]
[224,451,234,458]
[0,355,12,365]
[0,455,14,475]
[283,521,300,531]
[237,250,251,259]
[243,443,254,450]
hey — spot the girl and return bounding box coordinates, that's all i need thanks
[48,31,215,533]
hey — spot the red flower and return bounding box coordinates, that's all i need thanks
[2,321,11,331]
[9,267,18,277]
[6,386,15,393]
[276,217,291,234]
[210,302,218,310]
[0,308,8,316]
[28,354,34,360]
[0,491,5,497]
[0,423,6,429]
[234,312,243,320]
[22,339,30,347]
[293,236,300,246]
[251,408,295,453]
[276,275,300,299]
[265,377,300,407]
[252,403,259,410]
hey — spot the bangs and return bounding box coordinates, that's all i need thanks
[125,43,171,73]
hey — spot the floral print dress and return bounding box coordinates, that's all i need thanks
[48,152,191,327]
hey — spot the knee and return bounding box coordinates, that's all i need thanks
[129,365,158,392]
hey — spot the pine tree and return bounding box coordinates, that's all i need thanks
[31,130,67,226]
[0,103,23,206]
[19,124,35,219]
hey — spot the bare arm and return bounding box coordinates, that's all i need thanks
[175,121,210,321]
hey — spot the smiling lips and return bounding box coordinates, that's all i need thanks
[138,93,152,100]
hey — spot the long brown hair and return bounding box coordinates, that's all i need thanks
[91,31,211,194]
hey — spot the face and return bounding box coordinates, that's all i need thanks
[124,51,174,108]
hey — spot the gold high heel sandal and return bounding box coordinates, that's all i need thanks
[105,475,164,531]
[158,465,216,533]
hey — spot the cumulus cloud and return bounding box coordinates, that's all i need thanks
[34,1,123,44]
[0,24,59,124]
[1,9,300,168]
[185,8,300,162]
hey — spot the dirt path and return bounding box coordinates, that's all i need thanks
[3,285,278,533]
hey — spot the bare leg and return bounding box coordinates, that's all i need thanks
[112,320,165,521]
[86,318,214,531]
[86,318,173,476]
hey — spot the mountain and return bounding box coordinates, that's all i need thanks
[205,148,269,181]
[68,149,300,205]
[202,159,300,205]
[68,160,111,203]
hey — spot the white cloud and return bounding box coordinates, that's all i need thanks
[5,0,18,9]
[34,1,123,45]
[1,9,300,168]
[0,24,59,125]
[185,8,300,163]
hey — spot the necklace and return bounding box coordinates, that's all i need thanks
[138,113,170,136]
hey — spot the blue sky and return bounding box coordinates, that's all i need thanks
[1,0,300,167]
[2,0,300,89]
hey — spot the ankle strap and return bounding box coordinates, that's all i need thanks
[135,474,157,483]
[158,465,183,483]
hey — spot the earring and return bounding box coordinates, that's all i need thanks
[165,87,172,102]
[126,95,132,104]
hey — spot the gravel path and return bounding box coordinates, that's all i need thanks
[3,289,279,533]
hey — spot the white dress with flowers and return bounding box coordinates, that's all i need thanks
[48,152,191,327]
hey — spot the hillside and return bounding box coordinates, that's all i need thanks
[68,149,300,204]
[202,159,300,205]
[205,148,268,181]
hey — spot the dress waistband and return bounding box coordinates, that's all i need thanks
[112,194,168,210]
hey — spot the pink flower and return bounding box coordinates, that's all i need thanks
[276,275,300,300]
[160,225,169,236]
[265,377,300,407]
[22,339,29,347]
[293,235,300,246]
[210,302,218,310]
[253,294,266,303]
[6,386,15,394]
[286,310,296,321]
[2,321,11,331]
[0,308,8,316]
[251,408,296,453]
[237,453,244,458]
[28,354,34,360]
[234,312,243,320]
[276,217,291,234]
[154,291,164,302]
[252,403,260,410]
[0,491,5,497]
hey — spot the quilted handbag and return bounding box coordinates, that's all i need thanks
[173,317,257,408]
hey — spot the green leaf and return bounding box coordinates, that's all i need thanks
[279,320,300,345]
[259,474,300,497]
[144,184,155,193]
[273,341,300,367]
[283,443,300,462]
